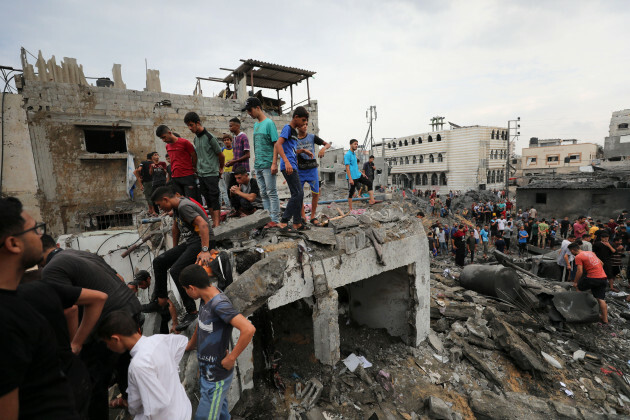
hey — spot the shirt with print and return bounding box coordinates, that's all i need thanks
[344,150,361,179]
[253,118,279,169]
[279,124,299,171]
[222,147,234,173]
[574,251,606,278]
[151,161,168,186]
[194,129,223,177]
[197,293,240,382]
[232,132,250,172]
[296,133,325,166]
[174,198,211,244]
[538,222,549,235]
[166,138,196,178]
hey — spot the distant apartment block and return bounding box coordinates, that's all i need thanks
[521,138,599,175]
[604,108,630,160]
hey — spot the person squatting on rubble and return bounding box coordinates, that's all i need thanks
[185,112,225,228]
[128,270,178,334]
[345,139,376,212]
[244,97,281,227]
[151,186,215,332]
[134,152,159,216]
[180,265,256,420]
[229,166,263,216]
[97,310,192,420]
[275,106,311,230]
[156,125,200,201]
[568,242,609,324]
[296,115,331,226]
[40,232,143,418]
[0,197,82,420]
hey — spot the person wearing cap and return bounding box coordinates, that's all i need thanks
[243,97,280,227]
[128,270,178,334]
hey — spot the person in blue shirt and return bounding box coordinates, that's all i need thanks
[274,106,311,230]
[345,139,376,211]
[479,225,490,259]
[518,227,529,256]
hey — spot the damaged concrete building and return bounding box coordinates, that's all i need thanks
[383,120,510,191]
[516,170,630,220]
[604,108,630,160]
[0,51,318,235]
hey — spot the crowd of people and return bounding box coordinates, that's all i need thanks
[1,101,389,420]
[426,198,629,326]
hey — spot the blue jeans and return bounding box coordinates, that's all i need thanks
[281,170,304,225]
[195,372,234,420]
[255,168,279,223]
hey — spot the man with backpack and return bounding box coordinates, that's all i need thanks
[151,186,216,332]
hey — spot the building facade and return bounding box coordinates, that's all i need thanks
[521,138,599,175]
[604,108,630,160]
[383,125,509,191]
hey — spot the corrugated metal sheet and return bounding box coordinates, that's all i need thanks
[222,59,316,90]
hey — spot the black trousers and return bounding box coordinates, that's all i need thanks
[455,246,466,266]
[348,177,372,198]
[153,240,201,314]
[199,175,221,211]
[171,175,200,201]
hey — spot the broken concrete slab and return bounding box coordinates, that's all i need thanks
[427,330,444,353]
[213,210,271,241]
[426,396,454,420]
[491,318,545,372]
[461,343,504,389]
[541,351,563,369]
[551,291,600,323]
[302,227,337,246]
[224,253,287,316]
[329,215,359,233]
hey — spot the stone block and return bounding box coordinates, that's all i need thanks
[426,396,453,420]
[213,210,271,241]
[312,290,340,366]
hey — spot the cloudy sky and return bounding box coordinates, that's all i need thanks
[1,0,628,154]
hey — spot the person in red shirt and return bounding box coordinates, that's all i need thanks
[573,216,587,239]
[569,242,608,324]
[155,125,199,202]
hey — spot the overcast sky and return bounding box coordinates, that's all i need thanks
[1,0,629,154]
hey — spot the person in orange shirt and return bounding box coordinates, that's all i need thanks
[569,242,608,324]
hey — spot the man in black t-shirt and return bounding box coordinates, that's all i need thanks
[0,197,79,420]
[41,240,142,420]
[134,152,157,216]
[152,186,216,331]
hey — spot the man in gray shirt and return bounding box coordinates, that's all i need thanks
[152,185,215,332]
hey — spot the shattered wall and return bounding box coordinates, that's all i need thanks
[12,55,318,235]
[0,93,42,221]
[604,108,630,159]
[516,187,630,220]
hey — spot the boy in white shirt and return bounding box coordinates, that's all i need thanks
[98,311,191,420]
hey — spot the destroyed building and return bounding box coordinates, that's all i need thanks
[0,51,318,235]
[516,169,630,220]
[604,108,630,160]
[382,120,510,191]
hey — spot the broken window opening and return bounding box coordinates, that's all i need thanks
[418,137,423,144]
[618,123,629,129]
[404,139,408,146]
[83,128,127,154]
[437,153,443,163]
[419,155,424,164]
[526,157,537,165]
[411,138,416,145]
[422,173,428,185]
[429,154,434,163]
[431,173,438,185]
[428,135,433,142]
[568,154,581,162]
[491,130,495,139]
[439,172,447,185]
[535,193,547,204]
[82,212,134,231]
[546,155,559,163]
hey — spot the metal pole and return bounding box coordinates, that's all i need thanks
[250,71,254,96]
[505,121,510,199]
[306,77,311,107]
[290,85,294,112]
[276,90,281,115]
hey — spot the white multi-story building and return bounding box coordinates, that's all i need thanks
[382,125,510,192]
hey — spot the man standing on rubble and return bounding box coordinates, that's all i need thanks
[573,216,587,240]
[569,242,609,324]
[593,231,619,292]
[452,225,466,267]
[151,186,215,332]
[244,97,280,227]
[557,234,575,282]
[134,152,158,216]
[479,224,490,259]
[466,229,477,263]
[226,117,251,211]
[156,125,199,201]
[345,139,376,212]
[185,112,225,228]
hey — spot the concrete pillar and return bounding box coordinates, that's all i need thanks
[112,64,126,89]
[312,289,340,366]
[237,75,248,102]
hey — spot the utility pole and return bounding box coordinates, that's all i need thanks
[363,106,377,153]
[506,117,520,199]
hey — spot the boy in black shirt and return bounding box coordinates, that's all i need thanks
[134,152,157,216]
[0,197,79,420]
[230,166,263,216]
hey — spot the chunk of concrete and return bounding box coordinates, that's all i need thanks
[551,292,600,323]
[330,215,359,233]
[541,351,563,369]
[428,330,444,353]
[426,396,453,420]
[573,350,586,361]
[213,210,271,241]
[462,344,504,389]
[224,253,287,316]
[491,318,545,372]
[303,227,336,246]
